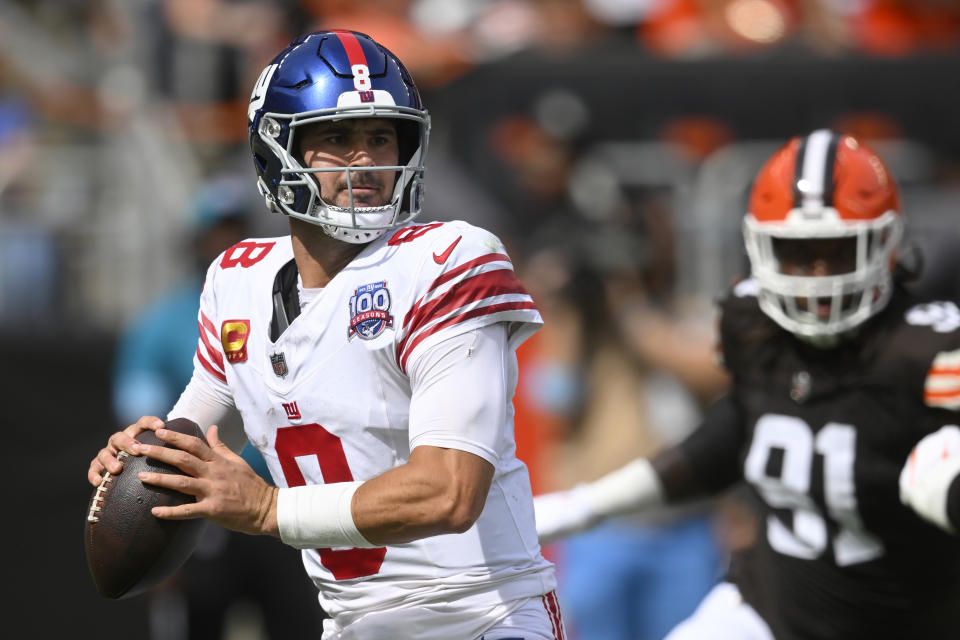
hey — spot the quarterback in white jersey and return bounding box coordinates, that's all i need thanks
[88,30,564,640]
[191,220,556,633]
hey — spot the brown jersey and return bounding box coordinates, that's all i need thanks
[689,279,960,639]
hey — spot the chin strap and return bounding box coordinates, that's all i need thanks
[795,331,843,349]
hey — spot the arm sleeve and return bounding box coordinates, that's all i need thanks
[278,324,513,550]
[192,257,232,390]
[653,393,746,501]
[167,369,246,453]
[406,323,511,465]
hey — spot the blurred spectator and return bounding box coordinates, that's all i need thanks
[298,0,611,86]
[848,0,960,55]
[300,0,473,87]
[482,88,595,250]
[639,0,801,57]
[112,172,325,640]
[495,88,725,639]
[112,173,254,421]
[519,235,725,640]
[0,95,62,327]
[144,0,290,145]
[636,0,960,58]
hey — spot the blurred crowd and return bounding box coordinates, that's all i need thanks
[4,1,959,639]
[1,0,958,328]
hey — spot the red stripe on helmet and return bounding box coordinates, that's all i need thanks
[333,31,368,69]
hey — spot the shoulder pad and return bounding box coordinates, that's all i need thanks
[716,279,780,375]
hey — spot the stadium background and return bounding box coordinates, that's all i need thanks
[2,0,958,637]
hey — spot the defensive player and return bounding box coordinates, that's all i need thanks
[534,130,960,639]
[88,31,564,640]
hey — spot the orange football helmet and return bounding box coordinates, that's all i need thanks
[743,129,903,343]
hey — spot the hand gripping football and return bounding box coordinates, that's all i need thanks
[84,418,208,599]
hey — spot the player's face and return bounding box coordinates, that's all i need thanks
[773,237,857,277]
[773,236,858,318]
[298,118,399,208]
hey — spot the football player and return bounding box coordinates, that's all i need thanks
[534,129,960,639]
[88,31,564,639]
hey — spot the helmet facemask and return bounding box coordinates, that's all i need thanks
[255,105,429,244]
[744,208,902,346]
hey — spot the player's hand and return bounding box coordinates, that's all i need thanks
[534,485,601,544]
[87,415,165,487]
[133,424,279,537]
[899,425,960,533]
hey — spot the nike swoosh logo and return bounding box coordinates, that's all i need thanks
[433,235,462,264]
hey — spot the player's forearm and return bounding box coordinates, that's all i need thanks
[536,396,745,543]
[276,446,493,549]
[352,452,493,544]
[661,394,746,500]
[535,458,665,543]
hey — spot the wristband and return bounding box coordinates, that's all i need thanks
[277,481,377,549]
[586,458,665,517]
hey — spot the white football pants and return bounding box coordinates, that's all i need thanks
[664,582,774,640]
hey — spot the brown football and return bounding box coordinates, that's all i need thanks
[84,418,208,599]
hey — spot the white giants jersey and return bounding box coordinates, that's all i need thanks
[191,220,556,634]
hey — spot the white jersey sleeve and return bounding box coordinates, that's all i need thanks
[167,369,246,453]
[394,222,541,373]
[407,323,510,465]
[193,255,232,392]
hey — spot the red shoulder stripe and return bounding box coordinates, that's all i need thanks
[196,346,227,383]
[398,300,537,371]
[197,321,224,370]
[425,253,511,294]
[402,268,526,335]
[200,311,218,339]
[401,253,512,331]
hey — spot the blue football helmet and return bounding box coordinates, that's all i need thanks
[248,30,430,243]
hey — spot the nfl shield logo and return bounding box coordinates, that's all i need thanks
[790,370,811,403]
[270,352,288,378]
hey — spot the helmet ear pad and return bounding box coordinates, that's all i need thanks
[396,119,423,213]
[396,120,420,167]
[250,132,284,208]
